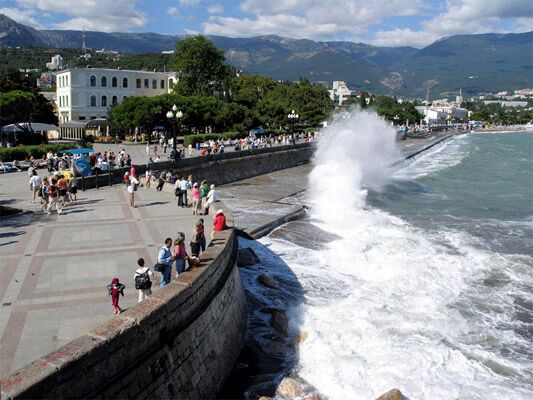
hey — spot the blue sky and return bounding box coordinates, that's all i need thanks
[1,0,532,47]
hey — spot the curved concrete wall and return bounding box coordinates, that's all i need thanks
[0,226,246,399]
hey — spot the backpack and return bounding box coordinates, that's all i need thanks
[133,182,138,191]
[135,270,152,290]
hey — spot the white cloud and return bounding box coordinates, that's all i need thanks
[204,0,426,39]
[369,0,533,47]
[12,0,147,32]
[180,0,200,6]
[0,7,42,28]
[207,4,224,14]
[167,6,178,16]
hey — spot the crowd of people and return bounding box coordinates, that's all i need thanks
[29,168,78,214]
[106,167,227,313]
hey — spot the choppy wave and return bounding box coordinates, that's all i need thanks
[257,111,533,399]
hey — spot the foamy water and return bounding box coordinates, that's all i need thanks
[254,112,532,399]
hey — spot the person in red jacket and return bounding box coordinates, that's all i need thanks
[212,209,228,238]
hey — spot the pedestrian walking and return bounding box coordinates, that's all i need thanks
[47,178,62,214]
[145,168,152,189]
[107,278,125,314]
[69,175,78,204]
[128,174,139,207]
[145,143,150,160]
[200,180,209,214]
[40,177,50,212]
[29,170,42,204]
[191,183,201,215]
[134,258,154,303]
[57,174,68,206]
[157,238,174,287]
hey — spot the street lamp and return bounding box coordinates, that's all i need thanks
[287,110,299,145]
[166,104,183,164]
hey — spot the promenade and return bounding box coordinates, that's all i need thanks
[0,173,211,377]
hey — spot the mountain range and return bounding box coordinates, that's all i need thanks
[1,14,531,98]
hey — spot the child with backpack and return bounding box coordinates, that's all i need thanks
[107,278,125,314]
[134,258,154,303]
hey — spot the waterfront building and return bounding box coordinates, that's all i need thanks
[46,54,64,71]
[55,68,178,123]
[329,81,353,106]
[36,72,56,88]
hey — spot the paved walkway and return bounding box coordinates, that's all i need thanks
[0,174,212,377]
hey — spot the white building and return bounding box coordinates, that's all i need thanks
[55,68,178,123]
[329,81,353,106]
[46,54,64,71]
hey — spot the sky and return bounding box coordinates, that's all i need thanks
[1,0,532,48]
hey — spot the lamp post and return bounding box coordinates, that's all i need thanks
[394,114,400,126]
[287,110,299,145]
[166,104,183,164]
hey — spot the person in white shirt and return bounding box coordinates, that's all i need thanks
[29,170,42,203]
[204,184,219,214]
[134,258,154,303]
[145,143,150,159]
[127,174,139,207]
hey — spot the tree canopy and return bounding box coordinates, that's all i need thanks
[173,35,233,97]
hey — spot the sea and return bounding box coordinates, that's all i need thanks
[227,111,532,400]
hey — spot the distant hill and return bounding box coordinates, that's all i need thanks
[1,14,531,97]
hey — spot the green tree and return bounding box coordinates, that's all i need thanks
[173,36,232,97]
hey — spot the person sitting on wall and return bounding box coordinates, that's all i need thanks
[211,209,228,239]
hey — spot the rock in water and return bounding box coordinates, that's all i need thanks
[376,388,404,400]
[278,377,301,398]
[237,248,260,267]
[258,273,277,288]
[271,309,289,337]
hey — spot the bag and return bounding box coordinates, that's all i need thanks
[175,187,182,197]
[133,182,138,191]
[37,187,43,197]
[154,263,167,273]
[135,271,152,290]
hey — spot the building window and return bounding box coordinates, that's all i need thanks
[152,79,157,89]
[101,76,107,87]
[136,78,141,88]
[79,116,86,121]
[66,95,69,107]
[123,77,128,88]
[123,96,127,101]
[101,95,107,107]
[66,76,69,86]
[90,116,97,120]
[112,95,118,105]
[144,79,149,88]
[59,96,62,107]
[112,77,117,87]
[90,75,96,87]
[160,80,165,89]
[90,95,96,107]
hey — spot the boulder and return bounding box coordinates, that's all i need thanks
[271,309,289,337]
[258,397,272,400]
[376,388,404,400]
[237,248,260,267]
[258,273,277,289]
[278,377,301,398]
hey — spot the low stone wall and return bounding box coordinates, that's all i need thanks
[1,225,246,399]
[77,142,313,190]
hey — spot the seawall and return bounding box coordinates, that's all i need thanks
[77,142,313,190]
